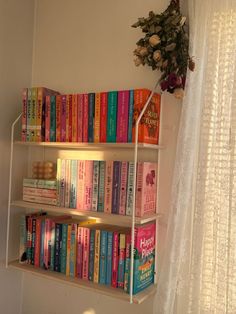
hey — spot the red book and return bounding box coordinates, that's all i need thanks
[82,227,90,280]
[77,94,84,142]
[45,95,51,142]
[76,226,83,278]
[61,95,66,142]
[112,231,119,288]
[100,92,107,142]
[66,95,72,142]
[72,94,78,142]
[34,217,43,267]
[116,90,129,142]
[83,94,89,142]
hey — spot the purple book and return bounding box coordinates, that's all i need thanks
[112,161,121,214]
[61,95,67,142]
[116,90,129,143]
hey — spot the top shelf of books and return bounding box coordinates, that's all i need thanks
[14,141,163,150]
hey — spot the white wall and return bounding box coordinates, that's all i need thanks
[19,1,181,313]
[0,0,35,313]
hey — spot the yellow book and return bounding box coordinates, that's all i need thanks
[93,229,101,283]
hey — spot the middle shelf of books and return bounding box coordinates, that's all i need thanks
[7,87,163,304]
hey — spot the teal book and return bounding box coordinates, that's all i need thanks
[40,220,45,268]
[99,230,108,284]
[88,229,95,281]
[50,95,56,142]
[128,90,134,142]
[107,91,118,142]
[88,93,95,142]
[98,161,105,212]
[60,223,68,274]
[106,231,113,285]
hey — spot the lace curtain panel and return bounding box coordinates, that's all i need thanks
[154,1,236,313]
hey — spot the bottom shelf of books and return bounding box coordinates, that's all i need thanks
[9,212,157,304]
[9,260,157,304]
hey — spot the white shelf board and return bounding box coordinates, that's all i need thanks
[11,200,160,226]
[8,261,157,304]
[14,141,164,150]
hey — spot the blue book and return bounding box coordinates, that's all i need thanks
[98,161,105,212]
[99,230,108,284]
[88,229,95,281]
[106,231,113,285]
[50,95,56,142]
[40,220,45,268]
[88,93,95,142]
[107,91,118,142]
[54,223,62,272]
[70,160,77,208]
[128,90,134,142]
[60,223,68,274]
[112,161,121,214]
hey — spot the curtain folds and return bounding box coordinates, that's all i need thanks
[154,1,236,313]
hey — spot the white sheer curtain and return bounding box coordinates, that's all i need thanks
[154,1,236,313]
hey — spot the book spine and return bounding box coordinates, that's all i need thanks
[99,230,107,285]
[100,92,108,142]
[126,162,135,216]
[36,87,43,142]
[69,223,77,277]
[119,161,128,215]
[59,159,66,207]
[88,93,95,143]
[40,220,45,268]
[112,231,119,288]
[26,216,32,263]
[124,234,131,292]
[56,159,61,206]
[61,95,67,142]
[92,160,99,211]
[76,160,85,210]
[54,223,62,272]
[65,159,71,208]
[106,231,113,285]
[31,218,36,265]
[98,161,105,212]
[72,94,78,142]
[128,90,134,143]
[60,223,68,274]
[45,95,51,142]
[88,229,95,281]
[31,87,37,141]
[77,94,84,142]
[23,187,56,198]
[66,95,72,142]
[43,218,50,269]
[107,91,118,142]
[76,226,83,278]
[69,160,77,208]
[34,217,41,267]
[50,95,56,142]
[19,215,27,263]
[84,160,93,211]
[82,228,90,280]
[48,220,54,270]
[118,233,126,288]
[50,221,55,271]
[37,179,57,190]
[93,229,100,283]
[66,224,71,276]
[116,90,129,142]
[111,161,121,214]
[83,94,89,142]
[21,88,28,142]
[56,95,61,142]
[94,93,100,143]
[104,161,113,214]
[23,195,57,205]
[135,162,143,217]
[26,88,32,141]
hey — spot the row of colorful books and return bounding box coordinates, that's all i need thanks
[19,212,155,294]
[56,159,157,217]
[21,87,161,144]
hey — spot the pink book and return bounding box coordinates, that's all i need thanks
[22,88,27,141]
[60,95,66,142]
[104,160,113,213]
[116,90,129,142]
[43,217,51,269]
[82,227,90,280]
[76,226,83,278]
[84,160,93,211]
[83,94,89,142]
[45,95,51,142]
[76,160,85,210]
[112,231,119,288]
[100,92,107,142]
[135,162,157,217]
[66,95,72,142]
[72,95,78,142]
[77,94,84,142]
[118,161,128,215]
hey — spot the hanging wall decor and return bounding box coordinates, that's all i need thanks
[132,0,195,99]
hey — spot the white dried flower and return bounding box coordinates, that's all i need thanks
[153,50,162,62]
[174,88,184,99]
[149,34,161,47]
[180,16,186,27]
[139,47,148,56]
[134,56,143,66]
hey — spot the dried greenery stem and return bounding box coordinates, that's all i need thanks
[132,0,194,98]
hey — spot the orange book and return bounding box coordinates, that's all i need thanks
[132,89,161,145]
